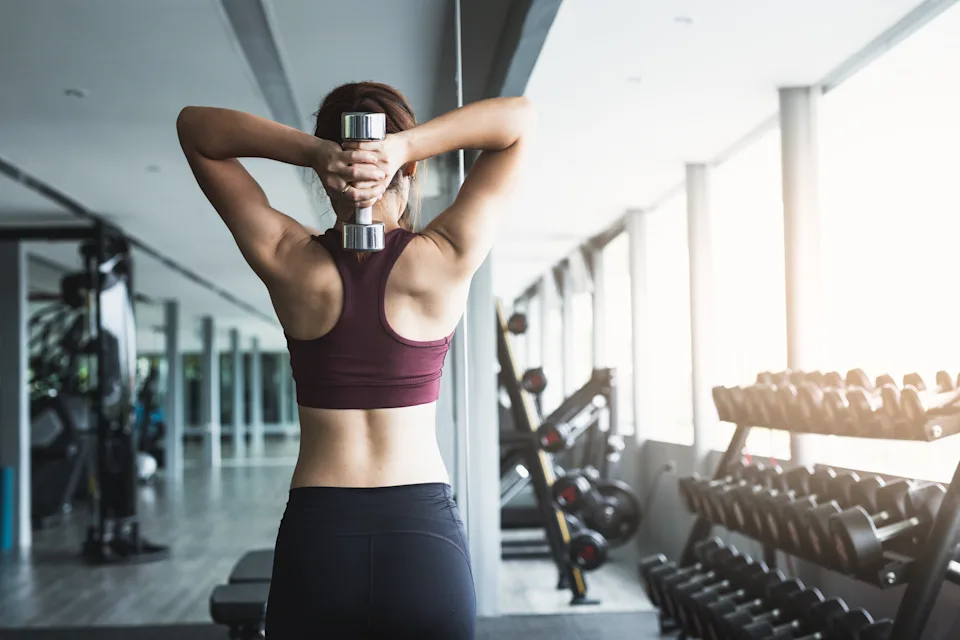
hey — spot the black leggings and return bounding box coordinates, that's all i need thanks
[265,483,476,639]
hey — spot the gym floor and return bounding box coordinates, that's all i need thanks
[0,439,654,637]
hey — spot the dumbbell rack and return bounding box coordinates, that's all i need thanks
[496,302,593,604]
[681,395,960,639]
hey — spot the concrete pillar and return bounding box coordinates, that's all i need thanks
[627,209,653,442]
[0,242,30,551]
[229,328,245,456]
[686,163,718,472]
[779,87,823,465]
[560,263,576,397]
[526,288,542,369]
[163,301,184,479]
[538,276,550,370]
[200,316,221,467]
[250,337,264,454]
[464,257,499,617]
[591,248,606,369]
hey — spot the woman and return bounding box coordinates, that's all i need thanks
[177,82,536,639]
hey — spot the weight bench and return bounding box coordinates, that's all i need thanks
[228,548,274,583]
[210,549,275,638]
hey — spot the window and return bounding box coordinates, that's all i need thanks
[602,232,634,435]
[540,297,564,416]
[644,195,694,446]
[572,290,593,387]
[811,4,960,482]
[711,127,789,459]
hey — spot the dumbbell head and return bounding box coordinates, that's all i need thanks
[857,620,894,640]
[539,422,573,453]
[521,367,547,395]
[341,112,387,252]
[552,472,592,511]
[831,483,946,575]
[568,527,608,571]
[506,312,528,335]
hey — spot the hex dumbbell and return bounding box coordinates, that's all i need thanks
[831,482,946,576]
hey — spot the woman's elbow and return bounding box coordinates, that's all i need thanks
[175,106,203,141]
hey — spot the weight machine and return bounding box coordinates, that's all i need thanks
[0,222,168,564]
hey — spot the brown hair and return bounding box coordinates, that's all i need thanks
[313,82,420,229]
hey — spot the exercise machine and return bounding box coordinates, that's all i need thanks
[0,222,169,564]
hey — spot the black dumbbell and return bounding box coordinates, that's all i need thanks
[676,560,768,636]
[800,473,881,563]
[823,479,914,575]
[700,567,793,640]
[682,560,778,638]
[781,469,861,553]
[506,312,527,335]
[844,371,899,438]
[646,541,732,612]
[749,607,873,640]
[761,467,837,548]
[552,471,593,512]
[680,461,759,518]
[538,421,574,453]
[831,482,946,575]
[747,466,819,544]
[713,385,751,424]
[661,552,750,625]
[878,372,953,439]
[855,619,894,640]
[899,372,960,437]
[716,578,806,639]
[710,465,785,533]
[521,367,547,395]
[638,553,669,603]
[564,514,608,571]
[717,593,844,640]
[737,587,827,639]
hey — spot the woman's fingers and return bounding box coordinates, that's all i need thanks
[341,149,379,165]
[347,185,385,204]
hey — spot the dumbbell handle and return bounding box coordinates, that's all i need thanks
[876,516,922,543]
[341,112,386,225]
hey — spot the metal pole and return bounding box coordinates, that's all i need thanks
[779,87,822,466]
[686,163,716,473]
[889,460,960,639]
[451,0,469,507]
[163,300,184,479]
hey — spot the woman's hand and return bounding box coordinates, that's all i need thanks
[311,138,388,208]
[342,133,412,197]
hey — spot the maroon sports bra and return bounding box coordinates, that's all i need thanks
[286,227,452,410]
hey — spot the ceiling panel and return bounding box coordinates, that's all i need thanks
[497,0,930,299]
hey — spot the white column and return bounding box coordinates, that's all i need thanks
[526,288,542,369]
[229,328,245,456]
[627,209,653,442]
[538,276,550,369]
[591,248,606,368]
[686,163,718,472]
[464,257,500,617]
[250,337,264,454]
[0,242,30,551]
[200,316,221,467]
[163,300,184,479]
[278,352,291,428]
[779,86,823,465]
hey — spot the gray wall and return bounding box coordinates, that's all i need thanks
[621,439,960,639]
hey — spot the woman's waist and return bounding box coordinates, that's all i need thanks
[293,413,449,489]
[279,482,463,538]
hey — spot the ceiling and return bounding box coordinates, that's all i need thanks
[492,0,937,297]
[0,0,944,347]
[0,0,451,351]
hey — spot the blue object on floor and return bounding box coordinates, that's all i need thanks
[0,466,13,552]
